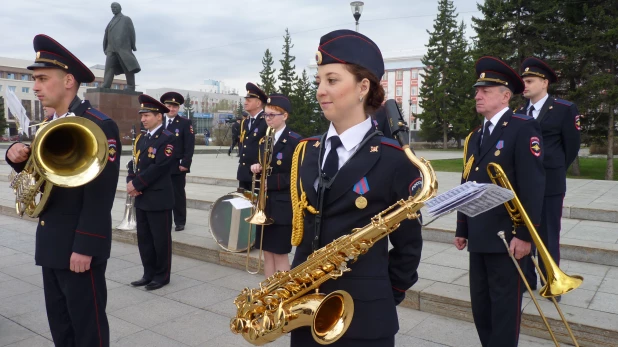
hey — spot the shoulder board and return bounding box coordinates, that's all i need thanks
[300,136,321,143]
[288,131,301,140]
[178,115,190,120]
[512,113,533,121]
[84,108,110,121]
[380,137,402,150]
[554,98,574,107]
[471,125,482,134]
[162,129,173,136]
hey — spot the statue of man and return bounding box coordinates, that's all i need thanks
[102,2,141,90]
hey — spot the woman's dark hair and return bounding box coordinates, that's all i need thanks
[344,64,385,113]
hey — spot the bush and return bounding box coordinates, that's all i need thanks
[212,126,233,146]
[589,142,618,155]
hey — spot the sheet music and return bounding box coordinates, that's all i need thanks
[425,182,514,218]
[224,198,253,210]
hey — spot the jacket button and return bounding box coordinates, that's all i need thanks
[475,167,479,171]
[243,163,245,166]
[244,145,247,148]
[40,221,45,226]
[243,154,245,156]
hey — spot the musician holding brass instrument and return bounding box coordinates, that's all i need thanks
[127,95,177,291]
[5,34,120,347]
[238,83,268,191]
[286,30,424,347]
[249,94,302,278]
[455,56,545,347]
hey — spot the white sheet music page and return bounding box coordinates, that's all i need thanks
[425,182,514,218]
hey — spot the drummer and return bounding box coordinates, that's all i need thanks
[250,94,302,278]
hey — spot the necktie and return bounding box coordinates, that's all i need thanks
[480,121,492,146]
[167,119,172,129]
[322,136,343,179]
[249,118,253,130]
[141,133,151,151]
[528,105,535,118]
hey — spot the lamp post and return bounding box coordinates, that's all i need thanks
[350,2,364,32]
[409,98,413,143]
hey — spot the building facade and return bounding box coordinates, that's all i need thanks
[0,57,127,136]
[308,54,425,134]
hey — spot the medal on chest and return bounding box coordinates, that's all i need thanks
[353,177,370,209]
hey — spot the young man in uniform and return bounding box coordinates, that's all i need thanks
[127,94,177,290]
[518,57,581,300]
[160,92,195,231]
[6,34,121,347]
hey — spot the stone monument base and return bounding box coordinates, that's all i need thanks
[85,88,143,145]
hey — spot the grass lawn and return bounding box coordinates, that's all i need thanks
[428,157,618,180]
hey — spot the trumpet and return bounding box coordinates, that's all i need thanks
[117,125,139,230]
[488,162,582,346]
[244,126,275,274]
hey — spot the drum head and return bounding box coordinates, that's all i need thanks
[210,192,257,252]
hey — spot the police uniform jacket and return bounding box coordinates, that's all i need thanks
[127,126,176,211]
[237,111,268,182]
[164,115,194,174]
[517,96,581,196]
[291,128,423,340]
[261,127,301,225]
[456,110,545,253]
[5,97,121,269]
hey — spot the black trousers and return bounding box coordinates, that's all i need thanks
[229,138,239,154]
[136,208,173,283]
[470,252,524,347]
[42,263,109,347]
[291,327,394,347]
[239,180,252,191]
[171,173,187,226]
[524,194,564,287]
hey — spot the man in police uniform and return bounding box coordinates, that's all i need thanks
[160,92,195,231]
[237,83,268,190]
[454,56,545,347]
[518,58,581,297]
[127,94,176,290]
[5,34,121,347]
[229,116,241,156]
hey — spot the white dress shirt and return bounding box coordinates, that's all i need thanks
[274,126,286,144]
[483,106,510,138]
[527,93,549,119]
[147,123,163,137]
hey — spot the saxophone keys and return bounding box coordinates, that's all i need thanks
[310,269,325,279]
[321,263,335,273]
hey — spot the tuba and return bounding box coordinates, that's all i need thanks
[230,139,438,345]
[117,125,139,230]
[9,115,109,218]
[244,126,275,274]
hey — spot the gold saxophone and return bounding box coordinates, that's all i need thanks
[230,144,438,345]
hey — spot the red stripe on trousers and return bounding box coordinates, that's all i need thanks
[90,269,103,347]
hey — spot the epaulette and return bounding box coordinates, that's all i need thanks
[178,115,190,120]
[288,131,301,140]
[471,125,482,134]
[554,98,574,107]
[380,137,402,150]
[300,136,320,143]
[512,113,533,121]
[84,108,110,121]
[162,129,173,136]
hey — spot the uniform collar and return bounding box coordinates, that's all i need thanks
[326,117,372,151]
[528,93,549,112]
[274,125,286,143]
[148,123,163,137]
[484,106,509,130]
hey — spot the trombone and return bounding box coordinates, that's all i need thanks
[488,162,582,347]
[244,127,275,274]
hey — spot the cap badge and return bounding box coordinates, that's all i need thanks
[480,72,485,78]
[267,98,271,104]
[36,51,41,59]
[172,98,175,102]
[315,51,323,65]
[525,67,530,72]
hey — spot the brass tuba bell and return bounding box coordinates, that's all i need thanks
[9,115,109,218]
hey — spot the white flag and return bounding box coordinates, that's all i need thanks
[5,89,30,135]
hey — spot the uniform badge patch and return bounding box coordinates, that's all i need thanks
[107,139,117,162]
[165,144,174,157]
[409,177,423,198]
[370,146,379,153]
[575,115,582,131]
[530,137,541,157]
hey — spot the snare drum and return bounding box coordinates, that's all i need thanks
[210,192,257,252]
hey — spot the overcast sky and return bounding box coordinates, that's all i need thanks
[1,0,482,94]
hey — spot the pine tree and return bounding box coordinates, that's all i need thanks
[258,49,277,95]
[235,102,245,118]
[278,28,297,96]
[0,97,7,136]
[183,93,194,122]
[418,0,459,148]
[289,69,323,136]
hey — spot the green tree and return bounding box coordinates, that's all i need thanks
[418,0,460,148]
[258,49,277,95]
[235,102,245,118]
[0,97,7,136]
[183,93,194,122]
[278,28,297,96]
[289,69,324,137]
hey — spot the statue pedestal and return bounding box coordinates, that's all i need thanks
[85,88,143,145]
